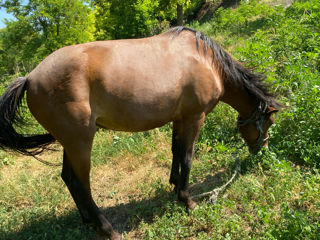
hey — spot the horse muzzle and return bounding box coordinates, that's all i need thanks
[248,136,269,154]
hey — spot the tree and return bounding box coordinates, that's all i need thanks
[0,0,95,74]
[158,0,204,26]
[93,0,162,40]
[0,16,39,74]
[177,3,183,25]
[93,0,202,40]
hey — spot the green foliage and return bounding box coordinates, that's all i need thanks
[191,0,276,39]
[93,0,203,40]
[91,129,164,166]
[198,104,238,148]
[157,0,204,23]
[0,0,95,75]
[214,0,276,35]
[94,0,162,40]
[0,16,40,74]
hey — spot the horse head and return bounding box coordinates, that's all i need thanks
[237,102,279,154]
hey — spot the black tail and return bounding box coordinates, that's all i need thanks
[0,77,55,156]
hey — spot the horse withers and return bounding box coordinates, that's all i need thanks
[0,27,280,239]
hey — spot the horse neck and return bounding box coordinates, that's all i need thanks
[220,81,259,119]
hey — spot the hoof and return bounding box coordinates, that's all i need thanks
[178,190,197,210]
[110,232,122,240]
[187,199,198,211]
[97,231,121,240]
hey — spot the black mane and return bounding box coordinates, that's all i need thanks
[167,26,281,109]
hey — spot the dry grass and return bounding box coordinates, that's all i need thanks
[0,130,176,239]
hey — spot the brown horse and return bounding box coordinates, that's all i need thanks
[0,27,280,239]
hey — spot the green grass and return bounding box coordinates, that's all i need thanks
[1,113,319,240]
[1,0,320,239]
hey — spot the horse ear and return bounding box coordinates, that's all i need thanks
[267,106,278,114]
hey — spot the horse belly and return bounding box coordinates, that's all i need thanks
[86,39,204,131]
[96,115,171,132]
[92,89,179,132]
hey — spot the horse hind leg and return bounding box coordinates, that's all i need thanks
[26,70,120,238]
[44,103,121,239]
[61,139,121,240]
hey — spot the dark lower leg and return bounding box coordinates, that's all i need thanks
[61,151,120,239]
[173,116,204,210]
[169,127,180,190]
[177,149,197,210]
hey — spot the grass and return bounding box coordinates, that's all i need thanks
[1,109,319,239]
[0,128,175,240]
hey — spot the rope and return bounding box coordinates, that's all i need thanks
[191,143,244,203]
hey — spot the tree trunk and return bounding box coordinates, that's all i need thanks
[197,0,241,21]
[177,4,183,26]
[56,17,60,36]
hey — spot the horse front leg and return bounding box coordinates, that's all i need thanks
[169,123,180,192]
[172,114,205,210]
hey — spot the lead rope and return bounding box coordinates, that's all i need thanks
[191,143,245,203]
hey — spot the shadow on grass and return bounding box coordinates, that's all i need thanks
[1,171,230,240]
[1,211,96,240]
[1,189,175,240]
[189,170,227,197]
